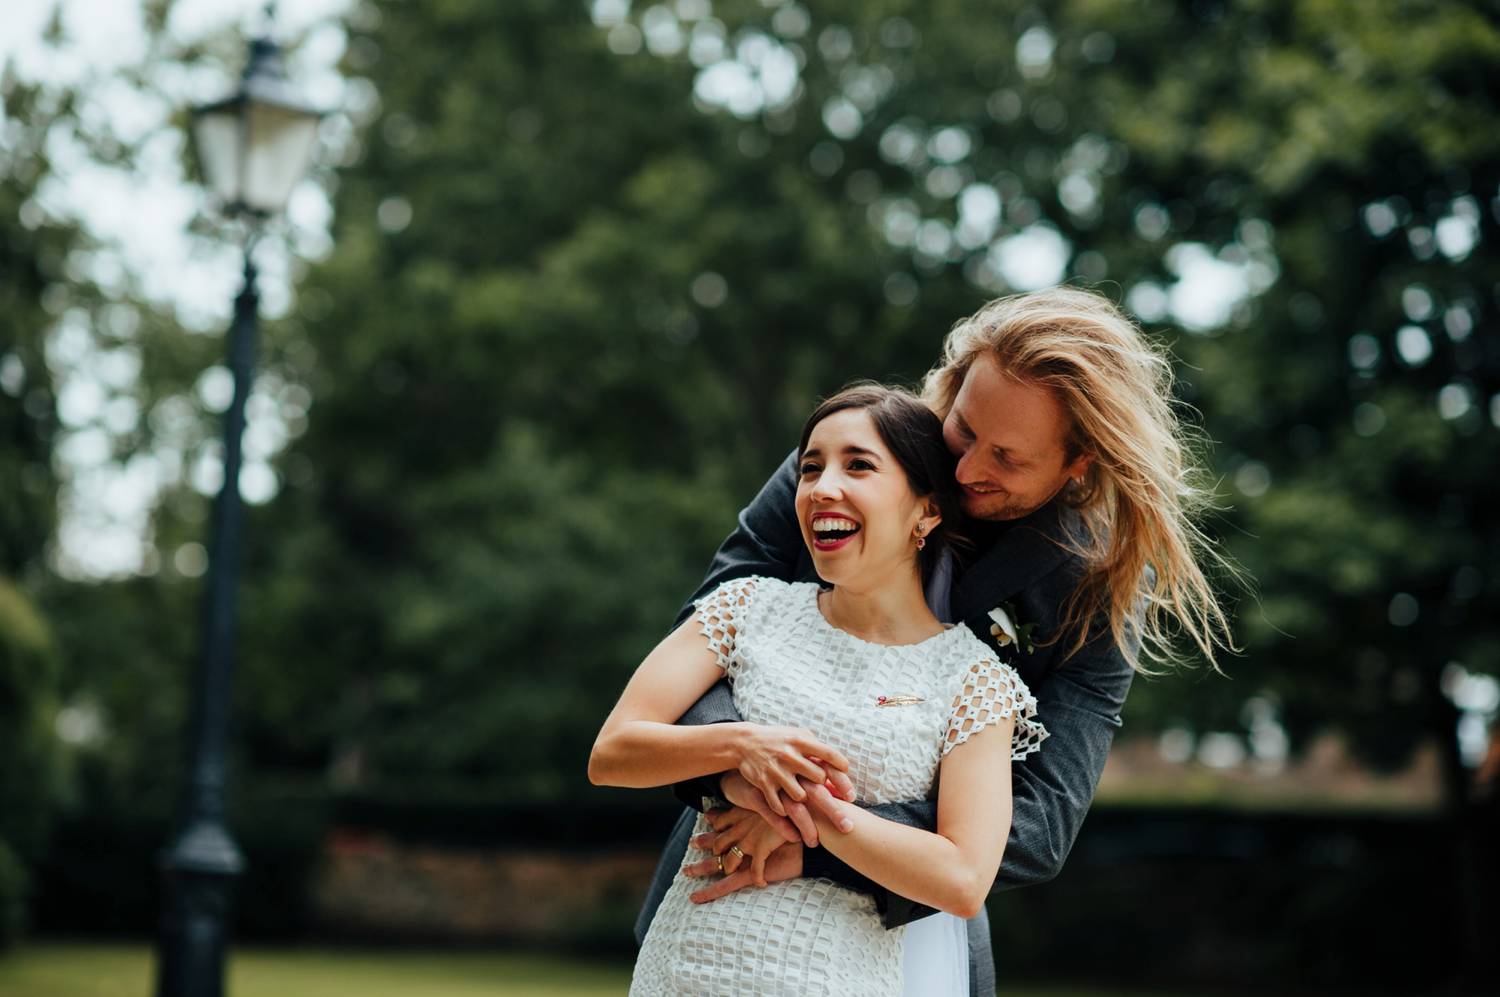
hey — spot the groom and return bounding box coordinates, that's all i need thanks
[635,286,1231,994]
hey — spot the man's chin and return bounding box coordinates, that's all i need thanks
[962,492,1035,522]
[961,493,1006,520]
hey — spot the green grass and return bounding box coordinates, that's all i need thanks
[0,944,631,997]
[0,943,1175,997]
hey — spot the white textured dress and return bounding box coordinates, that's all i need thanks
[631,576,1048,997]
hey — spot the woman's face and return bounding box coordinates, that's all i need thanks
[794,408,936,590]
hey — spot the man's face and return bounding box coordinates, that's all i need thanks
[941,355,1092,521]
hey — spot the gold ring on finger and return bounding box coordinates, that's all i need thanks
[715,853,725,874]
[728,845,746,861]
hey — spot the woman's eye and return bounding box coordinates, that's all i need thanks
[848,458,874,471]
[799,463,820,475]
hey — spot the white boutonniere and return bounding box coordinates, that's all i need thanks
[986,601,1037,657]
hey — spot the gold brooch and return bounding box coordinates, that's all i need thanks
[876,694,924,707]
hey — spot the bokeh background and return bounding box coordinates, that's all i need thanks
[1,0,1497,994]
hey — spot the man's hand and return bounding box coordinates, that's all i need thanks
[687,809,790,887]
[721,768,856,848]
[719,772,803,844]
[687,839,804,904]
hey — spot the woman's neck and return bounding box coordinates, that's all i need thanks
[820,571,943,645]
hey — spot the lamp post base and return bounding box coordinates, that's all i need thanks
[156,821,244,997]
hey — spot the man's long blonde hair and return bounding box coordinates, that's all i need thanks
[922,286,1238,672]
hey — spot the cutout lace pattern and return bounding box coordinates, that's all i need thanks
[943,658,1049,759]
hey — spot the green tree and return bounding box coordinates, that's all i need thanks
[24,0,1496,825]
[0,61,76,947]
[210,0,1500,805]
[227,0,938,796]
[1068,0,1500,791]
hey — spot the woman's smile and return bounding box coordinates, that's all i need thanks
[810,512,862,551]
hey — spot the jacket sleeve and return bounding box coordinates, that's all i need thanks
[670,452,805,811]
[804,600,1139,929]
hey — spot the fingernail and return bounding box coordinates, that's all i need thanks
[839,821,853,832]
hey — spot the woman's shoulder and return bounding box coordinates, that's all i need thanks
[944,625,998,662]
[699,574,806,612]
[942,627,1028,685]
[715,574,803,595]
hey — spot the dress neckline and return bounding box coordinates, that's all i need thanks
[805,583,960,651]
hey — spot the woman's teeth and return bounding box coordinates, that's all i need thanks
[813,518,860,541]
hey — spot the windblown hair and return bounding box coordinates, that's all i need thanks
[797,384,963,590]
[921,286,1239,672]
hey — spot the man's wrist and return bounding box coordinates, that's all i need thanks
[801,844,838,880]
[799,833,881,904]
[715,769,746,808]
[696,768,739,811]
[674,773,729,812]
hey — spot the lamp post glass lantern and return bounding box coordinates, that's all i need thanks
[192,36,322,217]
[156,19,324,997]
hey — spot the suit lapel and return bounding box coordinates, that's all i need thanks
[951,498,1080,623]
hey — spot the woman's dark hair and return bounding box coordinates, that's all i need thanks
[796,383,964,588]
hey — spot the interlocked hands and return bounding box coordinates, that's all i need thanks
[683,767,857,904]
[732,724,855,823]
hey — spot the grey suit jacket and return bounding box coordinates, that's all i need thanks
[633,452,1139,996]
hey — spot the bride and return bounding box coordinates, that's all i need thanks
[589,385,1047,996]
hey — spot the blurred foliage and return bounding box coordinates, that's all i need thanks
[238,0,1497,795]
[0,78,62,576]
[0,579,59,948]
[1066,0,1500,780]
[0,62,89,946]
[227,0,950,799]
[2,0,1497,857]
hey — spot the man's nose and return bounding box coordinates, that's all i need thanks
[953,445,982,484]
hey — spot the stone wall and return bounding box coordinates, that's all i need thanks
[311,827,657,946]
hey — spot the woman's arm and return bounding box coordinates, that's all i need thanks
[589,618,749,788]
[667,453,805,808]
[808,715,1016,919]
[589,616,851,803]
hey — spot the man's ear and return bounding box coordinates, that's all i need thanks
[1064,452,1093,483]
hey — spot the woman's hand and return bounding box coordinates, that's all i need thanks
[686,807,798,887]
[732,724,851,817]
[721,766,856,848]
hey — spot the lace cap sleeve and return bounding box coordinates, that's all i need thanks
[943,658,1049,760]
[693,577,761,675]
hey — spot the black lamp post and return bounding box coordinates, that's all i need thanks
[156,16,324,997]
